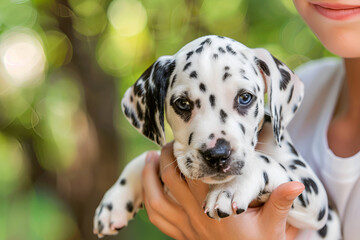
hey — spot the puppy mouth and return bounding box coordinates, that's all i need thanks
[193,159,245,180]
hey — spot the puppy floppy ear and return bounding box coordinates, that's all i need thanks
[253,48,304,146]
[121,56,176,146]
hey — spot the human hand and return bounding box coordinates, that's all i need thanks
[142,143,304,240]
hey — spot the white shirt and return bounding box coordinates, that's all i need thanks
[288,58,360,239]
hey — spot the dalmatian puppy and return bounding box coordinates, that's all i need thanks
[93,36,341,239]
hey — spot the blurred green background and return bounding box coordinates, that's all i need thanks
[0,0,333,239]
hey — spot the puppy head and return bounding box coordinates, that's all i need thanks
[122,36,303,184]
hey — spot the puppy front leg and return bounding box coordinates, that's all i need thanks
[203,164,265,219]
[93,152,151,237]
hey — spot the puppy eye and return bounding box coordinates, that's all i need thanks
[238,92,253,105]
[175,98,191,111]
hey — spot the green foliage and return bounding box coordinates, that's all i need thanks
[0,0,335,239]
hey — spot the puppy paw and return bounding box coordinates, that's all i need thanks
[93,181,142,237]
[203,179,257,219]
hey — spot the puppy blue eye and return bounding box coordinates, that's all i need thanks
[175,98,191,111]
[238,93,253,105]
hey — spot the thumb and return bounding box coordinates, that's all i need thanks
[261,181,304,229]
[142,151,161,181]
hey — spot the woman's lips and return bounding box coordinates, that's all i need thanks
[312,3,360,20]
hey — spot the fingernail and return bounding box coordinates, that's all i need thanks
[204,207,209,214]
[146,152,154,163]
[232,202,237,211]
[287,182,305,201]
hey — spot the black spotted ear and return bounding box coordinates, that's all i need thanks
[121,56,176,146]
[253,48,304,146]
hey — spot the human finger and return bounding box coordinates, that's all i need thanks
[261,181,304,232]
[159,143,203,213]
[142,151,189,225]
[143,193,186,240]
[187,179,208,206]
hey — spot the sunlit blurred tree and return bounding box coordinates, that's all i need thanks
[0,0,333,239]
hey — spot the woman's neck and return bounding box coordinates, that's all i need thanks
[327,57,360,158]
[344,58,360,121]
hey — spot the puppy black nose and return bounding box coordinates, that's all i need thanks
[201,138,231,169]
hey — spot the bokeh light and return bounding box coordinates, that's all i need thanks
[107,0,147,37]
[0,29,46,88]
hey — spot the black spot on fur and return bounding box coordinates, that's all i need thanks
[240,52,248,60]
[120,178,126,185]
[221,130,226,135]
[123,104,140,129]
[209,133,215,139]
[287,142,299,156]
[328,211,332,221]
[186,51,194,60]
[292,104,298,113]
[183,62,192,71]
[279,69,291,91]
[224,66,230,71]
[260,155,270,163]
[318,208,326,221]
[254,104,259,118]
[279,163,286,171]
[213,53,218,59]
[98,220,104,233]
[318,224,327,238]
[217,209,229,218]
[136,102,144,121]
[196,46,204,54]
[223,72,231,81]
[195,99,201,108]
[218,47,226,54]
[226,45,236,55]
[126,201,134,212]
[130,95,133,102]
[298,193,307,207]
[220,109,228,123]
[188,132,193,145]
[272,56,283,67]
[302,178,319,195]
[170,74,177,88]
[223,191,231,198]
[98,204,104,217]
[287,85,294,104]
[263,171,269,185]
[106,203,113,211]
[293,159,306,167]
[185,157,192,168]
[239,123,245,134]
[190,71,198,78]
[200,38,211,45]
[199,83,206,92]
[255,58,270,76]
[289,165,297,170]
[209,95,216,107]
[252,65,258,76]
